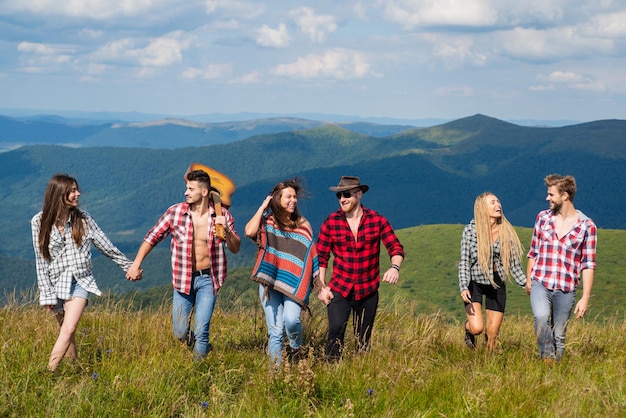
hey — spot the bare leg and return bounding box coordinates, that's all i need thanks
[465,302,484,336]
[52,311,77,361]
[48,298,87,371]
[484,309,504,351]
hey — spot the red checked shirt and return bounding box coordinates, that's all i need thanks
[528,209,597,293]
[316,206,404,300]
[143,202,238,295]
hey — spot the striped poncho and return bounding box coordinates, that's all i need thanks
[251,214,319,307]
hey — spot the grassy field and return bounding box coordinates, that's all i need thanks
[3,224,626,416]
[2,297,626,417]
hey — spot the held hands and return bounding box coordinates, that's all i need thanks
[126,264,143,282]
[525,281,532,295]
[318,287,334,305]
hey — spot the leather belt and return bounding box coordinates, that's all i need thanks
[192,268,210,278]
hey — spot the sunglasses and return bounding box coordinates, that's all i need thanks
[336,190,359,199]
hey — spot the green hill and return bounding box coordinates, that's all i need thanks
[2,114,625,303]
[11,225,626,325]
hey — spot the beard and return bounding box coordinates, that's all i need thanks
[550,200,562,214]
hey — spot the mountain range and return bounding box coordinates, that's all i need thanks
[1,112,624,298]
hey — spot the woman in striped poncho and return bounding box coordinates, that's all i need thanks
[245,178,319,365]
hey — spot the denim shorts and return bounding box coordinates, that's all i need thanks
[51,280,89,314]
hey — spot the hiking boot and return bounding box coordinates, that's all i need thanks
[179,330,195,348]
[287,346,304,364]
[464,321,476,349]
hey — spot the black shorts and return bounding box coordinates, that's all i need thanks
[466,272,506,313]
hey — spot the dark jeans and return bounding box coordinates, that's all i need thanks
[325,289,379,361]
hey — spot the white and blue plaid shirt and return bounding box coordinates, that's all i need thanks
[31,210,132,306]
[458,220,526,292]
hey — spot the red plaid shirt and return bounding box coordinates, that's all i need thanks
[143,202,238,295]
[316,206,404,300]
[528,209,597,293]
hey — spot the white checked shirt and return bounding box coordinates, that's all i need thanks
[458,219,526,292]
[31,210,133,306]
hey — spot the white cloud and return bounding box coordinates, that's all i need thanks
[534,70,606,92]
[181,63,231,79]
[290,7,337,43]
[17,42,73,55]
[205,0,265,20]
[138,35,191,67]
[256,23,291,48]
[541,71,584,83]
[434,85,475,96]
[16,42,75,72]
[3,0,167,19]
[430,35,488,67]
[91,32,193,68]
[588,12,626,37]
[495,27,615,61]
[229,70,262,85]
[529,84,556,91]
[381,0,498,29]
[273,48,375,80]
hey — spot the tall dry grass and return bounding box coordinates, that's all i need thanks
[1,294,626,417]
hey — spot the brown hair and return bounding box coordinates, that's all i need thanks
[38,174,86,260]
[473,192,524,287]
[269,178,307,230]
[544,174,576,202]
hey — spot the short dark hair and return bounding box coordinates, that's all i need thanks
[186,169,212,190]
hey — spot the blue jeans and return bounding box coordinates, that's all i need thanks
[172,273,217,360]
[259,284,302,364]
[530,280,576,361]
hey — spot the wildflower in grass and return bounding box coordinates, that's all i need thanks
[106,349,113,354]
[200,401,209,409]
[367,388,374,396]
[92,372,99,380]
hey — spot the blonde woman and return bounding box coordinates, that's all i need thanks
[458,193,525,350]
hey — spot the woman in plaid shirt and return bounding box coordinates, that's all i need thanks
[32,174,134,372]
[458,193,526,351]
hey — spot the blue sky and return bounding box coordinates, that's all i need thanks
[1,0,625,122]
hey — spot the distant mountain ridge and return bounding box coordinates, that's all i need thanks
[0,114,417,150]
[1,113,624,297]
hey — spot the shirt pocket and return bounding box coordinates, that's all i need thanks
[172,224,188,240]
[48,234,65,259]
[562,231,583,251]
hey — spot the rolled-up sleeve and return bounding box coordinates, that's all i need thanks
[458,224,472,292]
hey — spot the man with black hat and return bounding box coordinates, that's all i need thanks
[316,176,404,361]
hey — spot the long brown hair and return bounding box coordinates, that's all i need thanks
[38,174,86,260]
[269,178,306,230]
[474,192,524,286]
